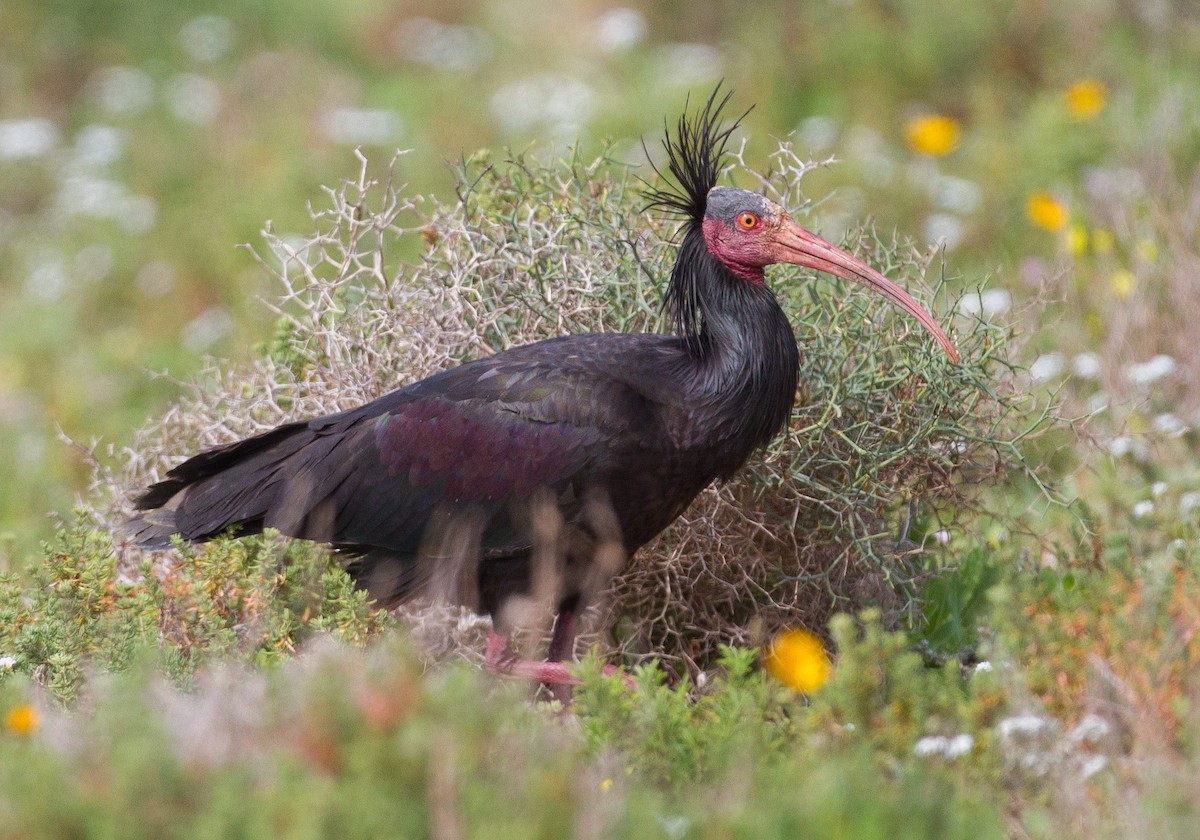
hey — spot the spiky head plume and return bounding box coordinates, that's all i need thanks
[644,87,751,352]
[643,86,747,229]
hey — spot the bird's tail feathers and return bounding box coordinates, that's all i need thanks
[125,421,315,548]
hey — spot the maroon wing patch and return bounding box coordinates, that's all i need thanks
[373,396,594,503]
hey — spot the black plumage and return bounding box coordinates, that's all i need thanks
[127,89,956,685]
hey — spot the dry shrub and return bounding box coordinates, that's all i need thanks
[98,143,1033,671]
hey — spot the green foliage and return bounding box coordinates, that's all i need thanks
[4,0,1200,833]
[0,634,1014,840]
[573,646,790,786]
[919,546,1004,654]
[0,644,582,840]
[812,611,1003,756]
[0,518,391,700]
[0,523,157,701]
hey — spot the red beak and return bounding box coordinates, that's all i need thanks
[774,218,960,363]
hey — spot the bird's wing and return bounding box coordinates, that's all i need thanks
[135,335,670,558]
[311,340,664,550]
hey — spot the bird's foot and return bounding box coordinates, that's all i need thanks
[484,629,581,687]
[482,631,638,704]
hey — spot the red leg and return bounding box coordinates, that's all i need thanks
[482,626,634,701]
[483,629,581,687]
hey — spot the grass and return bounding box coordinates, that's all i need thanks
[3,0,1200,835]
[0,136,1164,837]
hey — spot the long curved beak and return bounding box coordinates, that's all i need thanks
[774,218,960,363]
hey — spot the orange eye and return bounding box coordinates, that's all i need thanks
[736,212,759,229]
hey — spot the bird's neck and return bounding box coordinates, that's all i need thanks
[666,228,800,452]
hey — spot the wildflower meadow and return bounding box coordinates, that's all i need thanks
[2,0,1200,836]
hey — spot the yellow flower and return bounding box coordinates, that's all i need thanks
[1067,223,1088,256]
[765,629,831,693]
[4,704,38,735]
[1136,238,1157,263]
[1026,192,1069,231]
[1065,79,1106,120]
[600,778,614,793]
[904,115,961,157]
[1110,269,1135,299]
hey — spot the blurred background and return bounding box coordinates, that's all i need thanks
[1,0,1198,554]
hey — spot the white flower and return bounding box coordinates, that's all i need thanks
[1080,754,1108,779]
[1132,500,1154,518]
[981,288,1012,316]
[392,18,492,71]
[973,660,993,673]
[54,174,156,232]
[1180,492,1200,513]
[595,8,647,53]
[957,289,1011,318]
[997,714,1048,738]
[931,175,983,215]
[166,74,221,125]
[181,306,232,352]
[26,257,69,302]
[945,733,974,758]
[1067,714,1111,745]
[653,43,723,88]
[797,115,837,153]
[1153,413,1188,437]
[490,75,597,136]
[320,108,403,146]
[1108,435,1148,460]
[1125,354,1176,387]
[923,213,965,252]
[179,15,236,63]
[75,244,114,284]
[1083,166,1143,204]
[72,124,124,168]
[92,66,154,115]
[1151,481,1169,497]
[914,733,974,759]
[657,815,690,840]
[0,656,15,670]
[1071,352,1103,380]
[914,735,950,757]
[1086,392,1109,414]
[0,118,60,160]
[120,194,157,233]
[1030,353,1064,382]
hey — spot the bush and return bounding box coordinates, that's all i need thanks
[95,141,1036,672]
[0,518,390,701]
[0,627,1012,840]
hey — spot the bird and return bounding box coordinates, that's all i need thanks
[126,89,958,691]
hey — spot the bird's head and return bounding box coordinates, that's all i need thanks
[702,186,960,363]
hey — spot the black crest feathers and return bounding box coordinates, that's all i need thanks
[643,86,749,228]
[645,87,752,353]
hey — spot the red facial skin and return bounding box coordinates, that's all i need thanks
[702,206,959,363]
